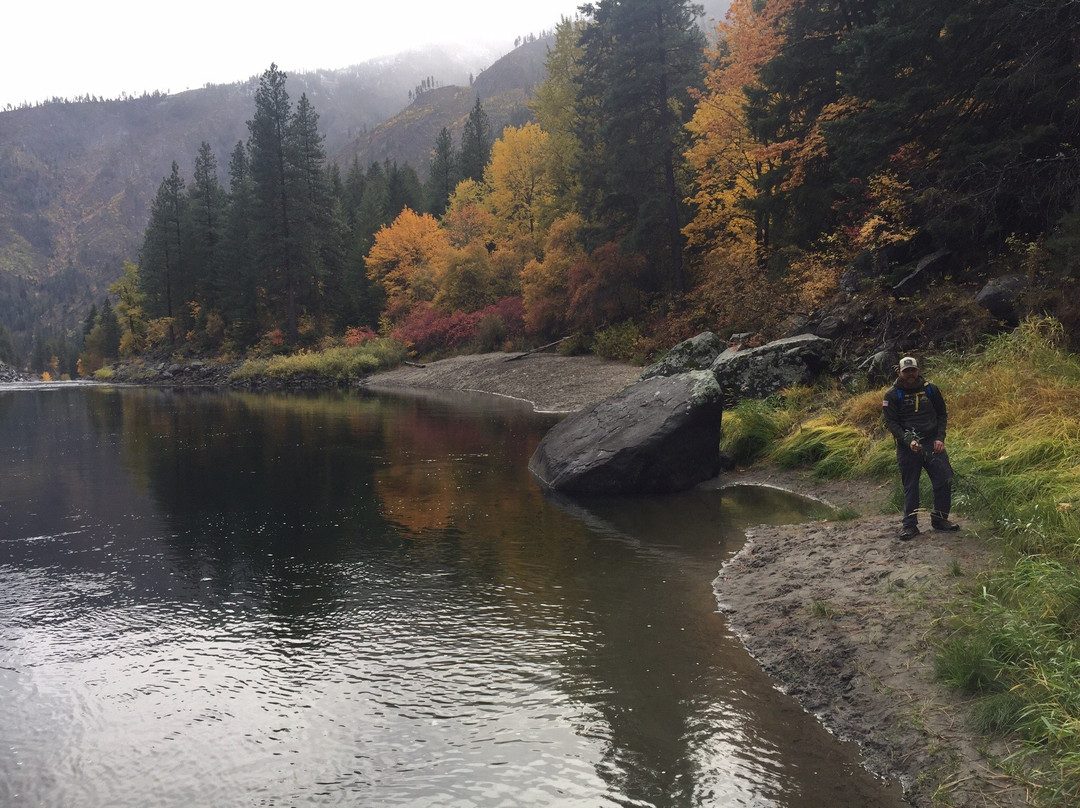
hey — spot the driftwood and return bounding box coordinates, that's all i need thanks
[404,360,426,368]
[506,336,570,361]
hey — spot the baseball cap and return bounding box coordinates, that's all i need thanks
[899,356,918,371]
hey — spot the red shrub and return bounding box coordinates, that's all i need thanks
[343,326,378,347]
[391,297,526,355]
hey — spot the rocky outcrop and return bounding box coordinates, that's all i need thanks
[975,274,1025,325]
[0,362,31,383]
[712,334,834,401]
[640,331,725,380]
[528,370,724,494]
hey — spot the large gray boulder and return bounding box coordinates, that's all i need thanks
[528,370,724,494]
[975,274,1025,324]
[711,334,834,401]
[640,331,724,380]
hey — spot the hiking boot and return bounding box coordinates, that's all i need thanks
[899,526,920,541]
[932,519,960,531]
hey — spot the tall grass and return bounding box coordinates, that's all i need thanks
[719,398,798,466]
[720,387,890,480]
[721,317,1080,803]
[229,338,406,383]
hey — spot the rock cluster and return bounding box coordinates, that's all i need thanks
[530,331,836,495]
[0,362,31,383]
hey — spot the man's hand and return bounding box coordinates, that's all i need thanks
[933,439,945,454]
[910,440,921,453]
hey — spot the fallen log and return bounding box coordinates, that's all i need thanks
[506,336,570,361]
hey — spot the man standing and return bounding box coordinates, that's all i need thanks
[882,356,960,540]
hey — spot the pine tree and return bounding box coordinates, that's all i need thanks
[247,64,300,342]
[139,162,187,336]
[423,127,458,216]
[828,0,1080,247]
[216,141,259,343]
[459,99,493,184]
[576,0,706,296]
[386,161,423,217]
[287,92,334,334]
[97,298,122,358]
[188,142,226,304]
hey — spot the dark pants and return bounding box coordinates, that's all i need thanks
[897,446,954,528]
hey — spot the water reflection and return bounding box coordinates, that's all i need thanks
[0,386,902,808]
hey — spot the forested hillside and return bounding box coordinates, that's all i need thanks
[336,35,555,172]
[0,46,492,369]
[9,0,1080,378]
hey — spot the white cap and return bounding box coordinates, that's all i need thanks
[899,356,918,370]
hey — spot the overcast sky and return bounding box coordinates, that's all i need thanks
[1,1,586,109]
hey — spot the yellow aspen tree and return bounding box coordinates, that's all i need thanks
[442,179,496,249]
[484,122,556,247]
[681,0,796,328]
[684,0,796,257]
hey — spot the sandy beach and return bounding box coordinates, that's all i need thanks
[365,352,1028,807]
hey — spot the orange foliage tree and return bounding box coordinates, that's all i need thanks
[365,207,452,327]
[442,179,495,249]
[520,213,587,338]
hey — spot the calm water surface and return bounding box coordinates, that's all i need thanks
[0,385,903,807]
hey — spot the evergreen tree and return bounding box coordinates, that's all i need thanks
[97,298,122,358]
[355,161,391,254]
[247,63,300,342]
[320,165,359,329]
[459,99,493,184]
[82,303,99,338]
[216,141,259,344]
[188,141,226,298]
[576,0,706,295]
[386,161,423,217]
[287,92,335,336]
[343,157,367,217]
[828,0,1080,248]
[423,127,458,216]
[139,162,187,336]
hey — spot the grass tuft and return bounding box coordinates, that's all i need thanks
[719,398,796,466]
[770,417,870,478]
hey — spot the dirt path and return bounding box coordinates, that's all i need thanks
[365,353,1029,806]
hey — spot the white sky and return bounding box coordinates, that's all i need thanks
[1,1,584,109]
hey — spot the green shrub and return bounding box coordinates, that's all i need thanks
[591,321,643,361]
[229,339,406,383]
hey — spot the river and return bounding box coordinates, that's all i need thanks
[0,385,903,807]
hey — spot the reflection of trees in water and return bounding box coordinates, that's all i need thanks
[76,387,894,807]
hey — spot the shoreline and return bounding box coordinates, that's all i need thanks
[9,351,1027,804]
[366,352,1028,807]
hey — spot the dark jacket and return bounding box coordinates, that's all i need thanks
[882,376,947,448]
